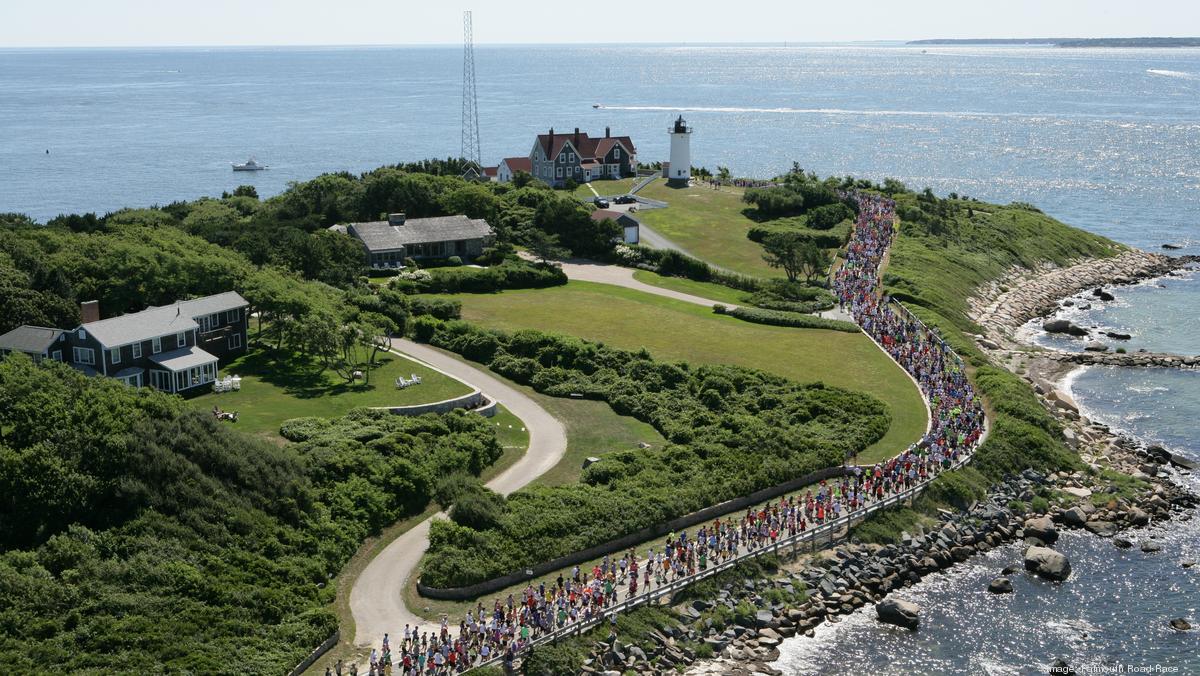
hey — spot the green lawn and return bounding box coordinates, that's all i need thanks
[571,176,639,201]
[190,346,474,441]
[427,281,927,460]
[631,269,750,305]
[636,179,783,277]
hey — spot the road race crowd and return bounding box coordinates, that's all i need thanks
[341,193,985,676]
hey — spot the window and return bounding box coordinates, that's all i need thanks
[152,336,162,354]
[51,350,62,362]
[558,152,565,161]
[614,148,621,159]
[176,332,187,348]
[110,347,120,365]
[556,167,562,178]
[226,308,239,323]
[568,152,575,162]
[208,313,219,330]
[132,342,142,359]
[73,347,94,365]
[229,333,242,350]
[77,328,86,340]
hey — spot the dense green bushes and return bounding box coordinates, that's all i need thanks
[0,354,501,673]
[744,280,836,313]
[617,244,762,292]
[747,222,850,250]
[399,259,567,294]
[413,321,889,588]
[714,305,859,332]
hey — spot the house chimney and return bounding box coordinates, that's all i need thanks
[574,127,580,147]
[548,127,554,149]
[80,300,100,324]
[605,126,611,138]
[388,213,406,226]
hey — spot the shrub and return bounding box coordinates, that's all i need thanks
[398,260,567,294]
[278,416,331,442]
[450,487,506,530]
[447,255,463,266]
[715,305,859,332]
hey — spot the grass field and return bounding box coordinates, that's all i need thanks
[426,281,927,460]
[571,177,640,200]
[630,269,750,305]
[190,346,473,441]
[636,179,782,277]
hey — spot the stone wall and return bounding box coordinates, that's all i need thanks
[288,629,338,676]
[377,390,497,418]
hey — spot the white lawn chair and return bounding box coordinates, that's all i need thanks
[410,373,422,385]
[395,376,410,389]
[230,376,241,391]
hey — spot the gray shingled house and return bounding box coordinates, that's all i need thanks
[0,291,249,391]
[331,213,495,269]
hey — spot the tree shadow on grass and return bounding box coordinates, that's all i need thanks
[232,346,388,400]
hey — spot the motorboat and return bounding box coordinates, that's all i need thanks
[232,157,266,171]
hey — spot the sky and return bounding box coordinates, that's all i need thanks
[1,0,1198,48]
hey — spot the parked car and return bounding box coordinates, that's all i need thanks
[593,198,610,208]
[614,194,637,204]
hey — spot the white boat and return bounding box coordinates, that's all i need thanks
[232,157,266,171]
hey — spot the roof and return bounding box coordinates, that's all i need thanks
[482,166,498,177]
[590,209,638,226]
[82,291,248,347]
[150,345,218,372]
[0,325,62,355]
[501,157,532,173]
[113,366,144,378]
[347,215,494,251]
[536,131,636,163]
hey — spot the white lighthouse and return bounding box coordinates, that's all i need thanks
[667,115,692,187]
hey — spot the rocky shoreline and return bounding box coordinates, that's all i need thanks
[585,249,1200,676]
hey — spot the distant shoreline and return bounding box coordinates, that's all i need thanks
[909,37,1200,48]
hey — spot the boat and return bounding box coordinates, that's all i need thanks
[232,157,266,172]
[592,104,600,109]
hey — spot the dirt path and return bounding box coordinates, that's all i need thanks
[557,259,740,309]
[348,339,567,646]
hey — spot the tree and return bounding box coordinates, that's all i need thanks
[798,241,832,284]
[716,166,732,183]
[357,312,398,385]
[761,231,804,282]
[527,230,567,264]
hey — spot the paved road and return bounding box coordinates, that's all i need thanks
[349,339,567,645]
[557,259,740,310]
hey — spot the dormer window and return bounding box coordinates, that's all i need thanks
[176,332,187,348]
[77,328,86,340]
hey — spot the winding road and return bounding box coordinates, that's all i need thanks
[349,339,567,644]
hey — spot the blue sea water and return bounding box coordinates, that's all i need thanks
[2,43,1199,674]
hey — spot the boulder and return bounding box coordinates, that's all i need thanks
[1059,507,1088,527]
[1024,546,1072,582]
[1126,507,1150,527]
[1113,536,1134,549]
[1043,319,1088,336]
[988,577,1014,594]
[1162,243,1183,250]
[1084,341,1109,352]
[978,337,1002,350]
[1024,516,1059,545]
[1104,331,1132,341]
[1140,540,1163,553]
[1169,618,1192,631]
[1084,520,1118,537]
[1092,288,1115,302]
[875,598,920,630]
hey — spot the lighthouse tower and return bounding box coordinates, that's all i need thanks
[667,115,692,187]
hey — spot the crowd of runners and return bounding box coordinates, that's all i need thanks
[347,192,985,675]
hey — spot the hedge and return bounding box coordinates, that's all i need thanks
[391,260,567,294]
[747,223,850,250]
[714,305,859,332]
[414,320,890,588]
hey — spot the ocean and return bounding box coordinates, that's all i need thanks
[2,43,1198,674]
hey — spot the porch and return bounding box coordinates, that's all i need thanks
[149,346,219,393]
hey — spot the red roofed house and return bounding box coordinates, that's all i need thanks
[496,156,532,183]
[528,127,637,187]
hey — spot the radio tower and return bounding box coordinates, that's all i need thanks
[460,10,482,170]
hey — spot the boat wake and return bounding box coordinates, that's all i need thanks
[1147,69,1198,80]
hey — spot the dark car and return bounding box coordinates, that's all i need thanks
[593,198,610,208]
[614,194,637,204]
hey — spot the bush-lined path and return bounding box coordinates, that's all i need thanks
[349,339,567,645]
